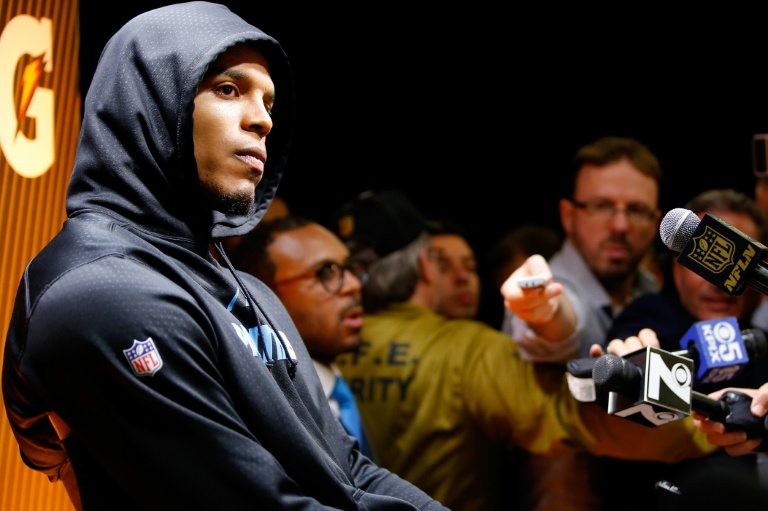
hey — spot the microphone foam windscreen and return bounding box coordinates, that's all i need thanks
[660,208,700,253]
[593,355,628,389]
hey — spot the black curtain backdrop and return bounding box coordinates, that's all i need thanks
[79,2,768,326]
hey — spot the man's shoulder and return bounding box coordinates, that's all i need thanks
[608,293,690,346]
[549,243,599,291]
[26,223,191,323]
[614,293,681,324]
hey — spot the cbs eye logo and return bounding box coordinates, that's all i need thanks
[712,320,737,344]
[648,351,692,406]
[0,15,54,178]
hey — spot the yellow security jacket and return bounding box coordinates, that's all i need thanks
[337,302,717,511]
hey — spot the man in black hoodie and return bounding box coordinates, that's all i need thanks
[1,3,447,510]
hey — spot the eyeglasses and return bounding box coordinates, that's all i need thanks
[569,199,657,223]
[273,260,369,295]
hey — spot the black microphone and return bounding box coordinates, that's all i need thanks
[565,321,767,402]
[659,208,768,296]
[592,346,694,427]
[594,350,768,446]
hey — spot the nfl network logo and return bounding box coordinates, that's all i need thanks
[123,338,163,377]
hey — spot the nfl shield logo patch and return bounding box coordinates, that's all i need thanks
[690,225,735,273]
[123,338,163,377]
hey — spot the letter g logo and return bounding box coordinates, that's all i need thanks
[0,15,54,178]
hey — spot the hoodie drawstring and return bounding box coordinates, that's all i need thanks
[213,240,298,377]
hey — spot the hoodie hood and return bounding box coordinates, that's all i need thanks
[67,1,294,241]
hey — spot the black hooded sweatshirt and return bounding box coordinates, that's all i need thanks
[2,3,447,510]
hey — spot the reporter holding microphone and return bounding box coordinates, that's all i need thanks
[657,188,768,457]
[503,189,768,510]
[693,383,768,456]
[596,189,768,509]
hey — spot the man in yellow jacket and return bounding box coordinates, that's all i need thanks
[328,188,717,511]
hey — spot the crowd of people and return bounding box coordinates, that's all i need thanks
[4,2,768,511]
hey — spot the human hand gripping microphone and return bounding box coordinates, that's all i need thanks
[592,348,768,448]
[565,318,768,402]
[660,208,768,296]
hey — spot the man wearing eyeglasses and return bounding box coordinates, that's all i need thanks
[501,136,664,511]
[229,215,374,459]
[503,136,663,360]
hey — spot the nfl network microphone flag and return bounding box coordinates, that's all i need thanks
[679,317,748,385]
[661,211,768,296]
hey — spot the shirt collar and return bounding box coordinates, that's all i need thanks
[312,359,338,398]
[550,239,660,312]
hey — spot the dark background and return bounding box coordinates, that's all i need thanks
[79,2,768,325]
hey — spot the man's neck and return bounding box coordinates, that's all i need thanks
[312,355,335,369]
[409,281,437,312]
[604,274,638,309]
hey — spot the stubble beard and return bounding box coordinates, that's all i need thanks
[201,181,255,217]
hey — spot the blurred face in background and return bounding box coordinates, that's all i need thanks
[672,209,763,323]
[560,159,660,287]
[429,233,480,319]
[269,224,365,365]
[755,177,768,219]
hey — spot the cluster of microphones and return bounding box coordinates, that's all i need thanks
[567,207,768,449]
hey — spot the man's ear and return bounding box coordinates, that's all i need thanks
[559,198,574,236]
[418,247,437,283]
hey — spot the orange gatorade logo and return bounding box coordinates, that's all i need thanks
[0,14,55,178]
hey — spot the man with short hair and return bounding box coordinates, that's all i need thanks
[504,135,663,361]
[500,136,665,510]
[230,215,374,459]
[425,218,481,320]
[1,4,446,509]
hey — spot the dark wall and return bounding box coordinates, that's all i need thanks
[80,2,768,325]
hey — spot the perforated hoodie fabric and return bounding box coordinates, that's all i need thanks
[2,3,446,509]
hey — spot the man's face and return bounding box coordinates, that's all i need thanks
[430,234,480,319]
[755,177,768,218]
[673,210,763,323]
[560,158,660,285]
[193,43,274,216]
[269,224,364,365]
